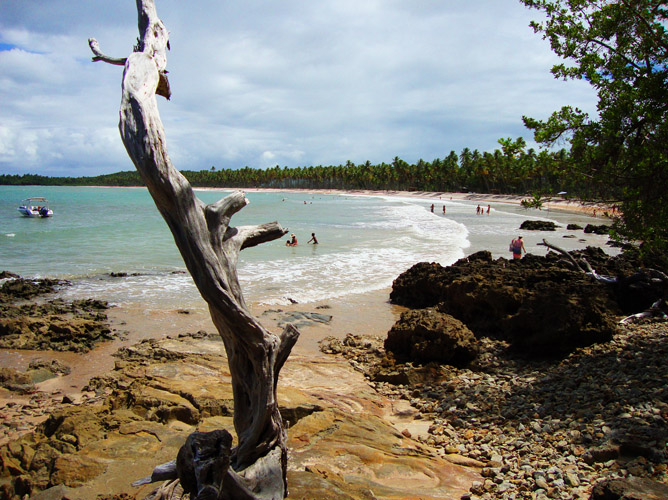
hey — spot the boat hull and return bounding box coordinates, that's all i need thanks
[18,207,53,218]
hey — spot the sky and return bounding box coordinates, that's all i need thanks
[0,1,597,177]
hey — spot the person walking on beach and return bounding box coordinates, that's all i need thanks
[307,233,318,244]
[442,205,446,214]
[430,203,434,213]
[510,236,525,259]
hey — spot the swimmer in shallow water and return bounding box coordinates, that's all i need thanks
[307,233,318,244]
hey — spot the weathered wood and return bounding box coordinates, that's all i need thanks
[539,239,668,324]
[539,239,615,282]
[90,1,298,498]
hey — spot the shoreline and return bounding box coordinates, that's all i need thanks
[83,184,616,217]
[2,188,657,498]
[213,187,616,217]
[0,186,617,406]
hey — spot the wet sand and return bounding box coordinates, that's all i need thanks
[0,287,404,411]
[219,187,617,217]
[0,287,404,446]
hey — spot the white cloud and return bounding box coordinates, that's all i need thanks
[0,0,597,176]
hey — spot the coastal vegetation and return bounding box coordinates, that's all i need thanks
[520,0,668,259]
[0,141,575,196]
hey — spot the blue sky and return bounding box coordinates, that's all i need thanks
[0,1,596,177]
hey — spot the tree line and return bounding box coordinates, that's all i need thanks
[0,137,589,198]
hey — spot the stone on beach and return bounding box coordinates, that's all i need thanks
[385,308,478,366]
[0,278,113,353]
[519,220,559,231]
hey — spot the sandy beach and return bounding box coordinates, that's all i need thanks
[198,186,616,218]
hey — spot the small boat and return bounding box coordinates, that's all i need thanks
[18,197,53,218]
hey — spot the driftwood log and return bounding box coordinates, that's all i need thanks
[539,239,668,324]
[89,1,299,498]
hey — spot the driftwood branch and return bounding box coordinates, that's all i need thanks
[132,459,178,487]
[90,1,297,498]
[88,38,127,65]
[538,239,585,271]
[620,299,668,324]
[539,239,668,324]
[538,239,617,282]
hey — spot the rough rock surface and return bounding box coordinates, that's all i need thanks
[0,278,113,353]
[0,361,70,394]
[0,278,65,302]
[385,308,478,367]
[0,332,479,500]
[590,476,668,500]
[321,320,668,500]
[390,248,666,357]
[519,220,559,231]
[584,223,611,235]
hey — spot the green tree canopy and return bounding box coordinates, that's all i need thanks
[520,0,668,257]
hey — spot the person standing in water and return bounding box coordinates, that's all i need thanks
[307,233,318,244]
[510,236,526,259]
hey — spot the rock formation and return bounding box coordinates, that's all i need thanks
[519,220,558,231]
[390,247,666,358]
[385,308,478,366]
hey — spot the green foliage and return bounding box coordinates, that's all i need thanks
[520,0,668,254]
[0,171,142,186]
[520,193,544,210]
[0,143,580,197]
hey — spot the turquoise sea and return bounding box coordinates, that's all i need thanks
[0,185,614,309]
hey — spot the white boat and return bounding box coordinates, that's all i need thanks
[18,197,53,218]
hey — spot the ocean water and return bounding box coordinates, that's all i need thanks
[0,185,615,309]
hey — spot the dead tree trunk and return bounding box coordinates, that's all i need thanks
[89,1,299,498]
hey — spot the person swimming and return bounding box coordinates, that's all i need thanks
[307,233,318,244]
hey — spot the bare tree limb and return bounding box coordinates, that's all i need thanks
[90,1,298,497]
[88,38,127,65]
[538,239,617,282]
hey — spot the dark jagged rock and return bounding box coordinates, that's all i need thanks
[519,220,558,231]
[590,476,668,500]
[0,272,19,280]
[385,309,478,367]
[0,282,112,352]
[567,223,584,230]
[0,278,67,303]
[503,286,618,355]
[584,223,611,235]
[390,248,665,357]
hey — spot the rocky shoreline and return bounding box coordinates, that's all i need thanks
[320,243,668,499]
[1,239,668,499]
[322,318,668,499]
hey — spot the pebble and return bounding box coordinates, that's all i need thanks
[325,320,668,499]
